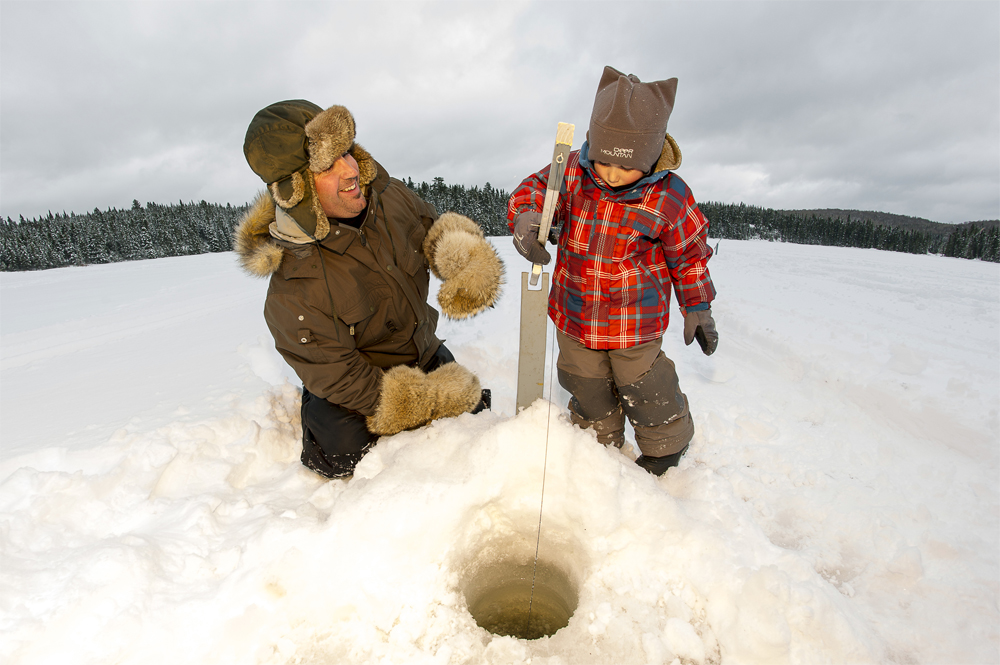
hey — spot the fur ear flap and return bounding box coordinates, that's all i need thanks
[305,105,356,173]
[351,142,378,190]
[269,171,306,209]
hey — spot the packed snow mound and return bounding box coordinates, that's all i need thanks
[1,241,997,664]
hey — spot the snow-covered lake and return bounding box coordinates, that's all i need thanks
[1,239,997,664]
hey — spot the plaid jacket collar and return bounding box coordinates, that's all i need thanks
[578,140,673,197]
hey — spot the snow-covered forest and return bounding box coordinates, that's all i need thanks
[0,180,509,272]
[1,239,997,664]
[2,180,997,272]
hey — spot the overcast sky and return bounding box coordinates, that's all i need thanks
[1,0,997,224]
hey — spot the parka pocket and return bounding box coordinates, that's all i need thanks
[338,294,378,336]
[337,289,395,347]
[638,264,669,308]
[613,209,660,263]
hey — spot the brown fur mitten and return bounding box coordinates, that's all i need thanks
[367,362,482,436]
[423,212,504,319]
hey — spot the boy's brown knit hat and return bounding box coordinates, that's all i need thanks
[588,66,678,173]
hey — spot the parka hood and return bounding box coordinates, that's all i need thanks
[233,190,285,278]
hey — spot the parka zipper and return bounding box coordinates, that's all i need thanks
[357,199,376,247]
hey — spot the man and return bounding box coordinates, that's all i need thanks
[234,100,503,478]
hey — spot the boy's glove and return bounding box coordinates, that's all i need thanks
[683,308,718,356]
[512,211,551,265]
[423,212,504,319]
[367,362,483,436]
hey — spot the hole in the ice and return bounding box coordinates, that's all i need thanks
[463,556,578,640]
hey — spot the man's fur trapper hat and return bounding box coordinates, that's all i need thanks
[243,100,377,241]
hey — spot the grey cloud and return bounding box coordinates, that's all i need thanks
[1,0,996,224]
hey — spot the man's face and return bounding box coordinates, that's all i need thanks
[593,161,645,188]
[314,152,366,219]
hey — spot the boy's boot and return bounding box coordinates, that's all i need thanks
[616,354,694,473]
[636,444,689,476]
[558,370,626,448]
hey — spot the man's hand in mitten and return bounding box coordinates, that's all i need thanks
[367,362,483,436]
[423,212,504,319]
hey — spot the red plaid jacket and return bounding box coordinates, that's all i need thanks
[508,148,716,350]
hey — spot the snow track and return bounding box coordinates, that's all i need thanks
[1,241,997,664]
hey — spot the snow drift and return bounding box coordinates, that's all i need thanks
[1,240,997,664]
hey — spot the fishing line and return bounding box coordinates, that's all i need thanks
[526,313,559,635]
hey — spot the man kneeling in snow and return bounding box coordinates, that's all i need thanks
[234,100,502,479]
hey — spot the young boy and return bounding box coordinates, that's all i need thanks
[508,66,718,476]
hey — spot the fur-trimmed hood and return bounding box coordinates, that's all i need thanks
[652,132,681,172]
[233,189,285,278]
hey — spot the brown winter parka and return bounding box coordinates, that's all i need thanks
[235,160,442,416]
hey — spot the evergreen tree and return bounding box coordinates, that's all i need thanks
[2,184,995,272]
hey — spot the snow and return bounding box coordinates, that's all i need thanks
[1,240,997,665]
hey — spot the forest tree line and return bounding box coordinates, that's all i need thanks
[698,202,999,260]
[1,179,996,272]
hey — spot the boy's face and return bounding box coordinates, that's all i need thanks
[593,161,645,188]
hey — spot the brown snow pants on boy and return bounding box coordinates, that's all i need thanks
[555,331,694,458]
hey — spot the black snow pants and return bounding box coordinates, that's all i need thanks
[300,344,476,479]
